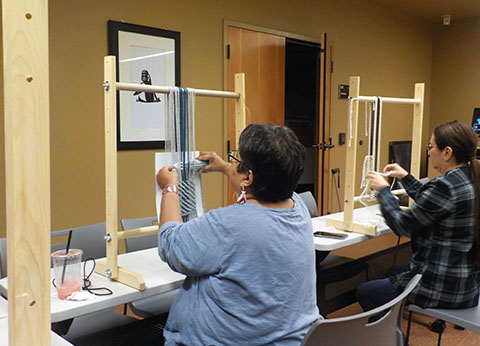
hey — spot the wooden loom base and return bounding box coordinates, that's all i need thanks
[94,260,146,291]
[325,217,377,236]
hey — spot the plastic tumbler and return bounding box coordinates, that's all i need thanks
[51,249,83,300]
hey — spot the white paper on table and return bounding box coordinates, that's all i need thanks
[155,152,205,222]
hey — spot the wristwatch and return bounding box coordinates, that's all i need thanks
[163,184,178,195]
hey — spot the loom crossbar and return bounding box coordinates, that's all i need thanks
[353,188,406,203]
[353,95,421,104]
[95,56,246,290]
[116,82,240,99]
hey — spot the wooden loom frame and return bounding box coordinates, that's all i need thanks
[95,56,246,290]
[325,76,424,236]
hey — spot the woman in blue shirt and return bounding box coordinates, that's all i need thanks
[357,120,480,312]
[156,124,320,345]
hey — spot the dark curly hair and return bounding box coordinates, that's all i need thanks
[237,124,305,203]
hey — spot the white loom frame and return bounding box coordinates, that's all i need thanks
[95,56,246,290]
[325,76,424,236]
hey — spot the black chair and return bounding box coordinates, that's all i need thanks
[298,191,369,315]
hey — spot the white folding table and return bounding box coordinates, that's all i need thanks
[312,205,392,251]
[0,248,184,323]
[0,295,74,345]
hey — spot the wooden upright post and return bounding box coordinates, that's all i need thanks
[234,73,246,145]
[103,56,119,280]
[3,1,51,345]
[95,56,145,290]
[410,83,425,179]
[342,76,360,232]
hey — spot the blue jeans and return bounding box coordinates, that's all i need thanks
[356,265,409,313]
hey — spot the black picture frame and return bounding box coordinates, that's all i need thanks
[108,20,180,150]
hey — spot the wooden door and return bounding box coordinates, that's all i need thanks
[227,26,285,204]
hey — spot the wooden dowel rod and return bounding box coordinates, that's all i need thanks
[380,97,421,104]
[116,82,240,99]
[353,188,406,202]
[118,225,159,240]
[352,96,377,102]
[353,95,421,104]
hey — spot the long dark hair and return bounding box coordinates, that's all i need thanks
[434,120,480,268]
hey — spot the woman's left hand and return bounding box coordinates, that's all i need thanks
[156,166,178,189]
[367,171,389,191]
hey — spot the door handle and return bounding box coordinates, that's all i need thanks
[312,139,335,151]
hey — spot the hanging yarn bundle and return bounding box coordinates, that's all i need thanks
[357,97,383,205]
[165,87,198,222]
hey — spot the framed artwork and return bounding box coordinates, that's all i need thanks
[108,20,180,150]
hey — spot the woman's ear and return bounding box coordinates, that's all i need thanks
[443,146,454,162]
[243,170,254,188]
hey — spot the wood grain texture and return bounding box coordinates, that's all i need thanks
[234,73,246,145]
[3,0,51,344]
[411,83,425,179]
[104,56,119,279]
[343,76,361,232]
[227,26,285,204]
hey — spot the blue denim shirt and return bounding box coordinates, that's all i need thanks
[158,192,320,345]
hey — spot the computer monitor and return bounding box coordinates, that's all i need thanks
[473,108,480,134]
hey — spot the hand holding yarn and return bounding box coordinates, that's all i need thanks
[197,152,230,174]
[157,166,179,189]
[382,163,408,179]
[366,171,390,191]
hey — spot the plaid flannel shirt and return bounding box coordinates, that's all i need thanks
[378,166,480,308]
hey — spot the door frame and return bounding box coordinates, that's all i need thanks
[223,20,329,209]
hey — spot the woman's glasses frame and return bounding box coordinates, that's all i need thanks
[426,143,436,152]
[228,150,251,171]
[228,150,241,164]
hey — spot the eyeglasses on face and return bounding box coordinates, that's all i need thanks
[426,143,436,152]
[228,150,241,164]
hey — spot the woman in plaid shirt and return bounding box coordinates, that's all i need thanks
[357,120,480,312]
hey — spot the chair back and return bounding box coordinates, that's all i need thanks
[120,217,158,252]
[2,223,107,278]
[298,191,318,218]
[51,222,107,260]
[0,238,6,278]
[302,274,422,346]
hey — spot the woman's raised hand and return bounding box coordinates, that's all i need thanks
[366,171,390,191]
[382,163,408,179]
[197,152,229,174]
[156,166,178,189]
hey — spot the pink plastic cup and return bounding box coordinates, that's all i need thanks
[51,249,83,300]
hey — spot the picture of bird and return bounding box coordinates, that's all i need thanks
[133,69,161,103]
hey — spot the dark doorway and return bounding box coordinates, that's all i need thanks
[285,38,321,200]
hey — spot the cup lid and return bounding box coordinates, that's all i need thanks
[51,248,83,258]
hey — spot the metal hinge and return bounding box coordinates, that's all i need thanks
[226,44,231,59]
[331,61,334,73]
